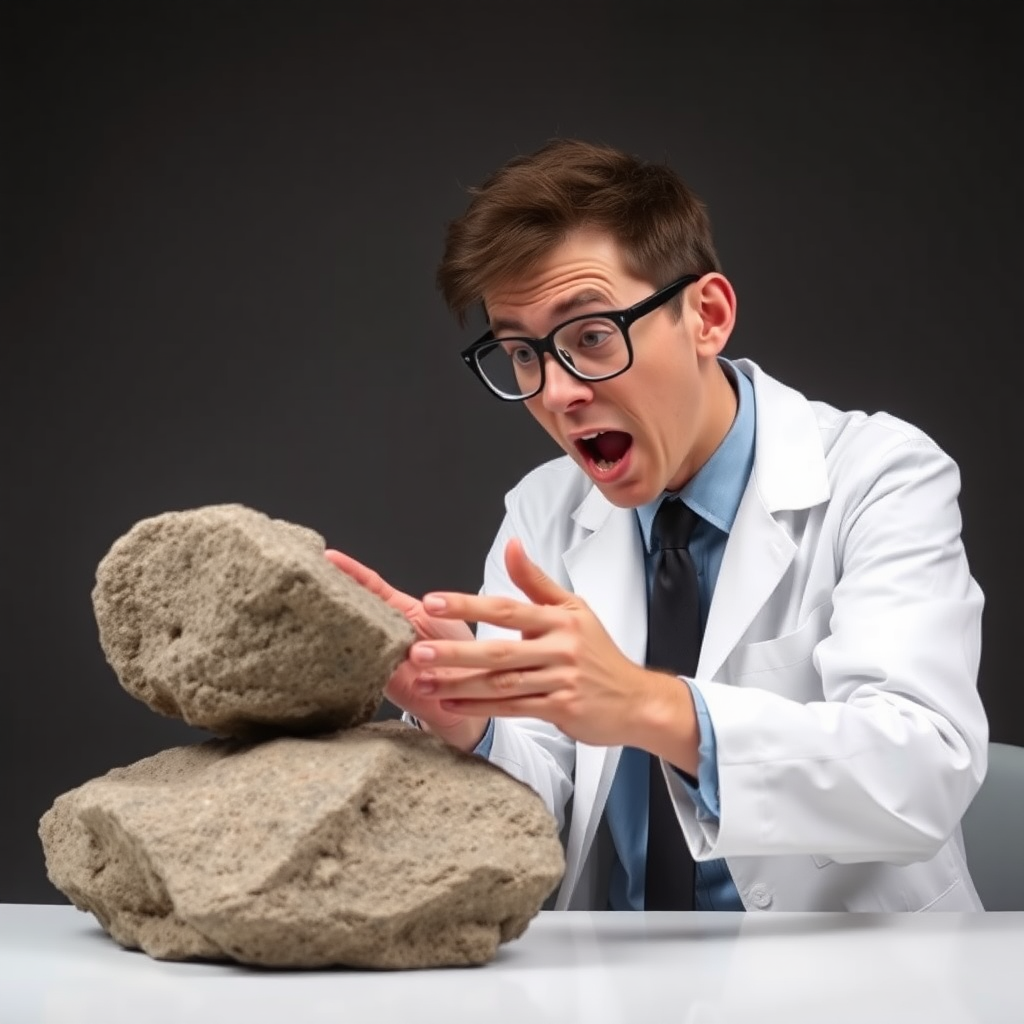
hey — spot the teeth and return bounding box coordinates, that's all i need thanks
[580,431,604,440]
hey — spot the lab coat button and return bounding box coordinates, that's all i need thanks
[748,883,773,909]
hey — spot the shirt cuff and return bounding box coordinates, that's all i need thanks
[473,717,496,758]
[671,679,722,823]
[403,712,496,760]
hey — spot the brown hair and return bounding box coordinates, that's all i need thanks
[437,139,722,326]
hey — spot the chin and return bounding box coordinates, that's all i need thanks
[594,479,657,510]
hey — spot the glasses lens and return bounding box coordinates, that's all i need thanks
[475,340,543,398]
[474,320,629,398]
[553,318,629,380]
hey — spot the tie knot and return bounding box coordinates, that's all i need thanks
[652,498,699,551]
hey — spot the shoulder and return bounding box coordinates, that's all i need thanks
[741,357,958,475]
[812,401,959,492]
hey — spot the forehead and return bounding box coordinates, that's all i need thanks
[483,229,650,332]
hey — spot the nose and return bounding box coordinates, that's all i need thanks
[538,354,592,413]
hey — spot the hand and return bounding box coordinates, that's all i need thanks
[407,540,699,769]
[324,549,489,751]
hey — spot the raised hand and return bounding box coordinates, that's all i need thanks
[324,549,488,750]
[406,539,699,770]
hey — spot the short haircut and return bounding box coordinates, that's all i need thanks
[437,138,722,326]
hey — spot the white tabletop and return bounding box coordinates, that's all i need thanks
[2,904,1022,1023]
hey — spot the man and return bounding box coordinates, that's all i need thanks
[327,139,987,912]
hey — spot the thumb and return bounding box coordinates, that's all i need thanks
[505,538,570,607]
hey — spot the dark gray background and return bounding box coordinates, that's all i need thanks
[2,1,1021,903]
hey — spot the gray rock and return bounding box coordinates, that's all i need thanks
[39,722,565,968]
[92,504,414,737]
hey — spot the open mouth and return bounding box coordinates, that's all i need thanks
[575,430,634,474]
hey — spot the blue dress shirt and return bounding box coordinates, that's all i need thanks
[476,359,756,912]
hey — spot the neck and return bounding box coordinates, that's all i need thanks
[666,359,738,492]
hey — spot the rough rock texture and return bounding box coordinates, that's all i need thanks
[39,721,565,968]
[92,504,414,737]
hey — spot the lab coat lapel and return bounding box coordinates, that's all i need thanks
[698,482,797,680]
[556,487,647,902]
[699,359,832,680]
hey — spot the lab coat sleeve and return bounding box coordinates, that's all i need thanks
[471,496,576,832]
[677,432,987,865]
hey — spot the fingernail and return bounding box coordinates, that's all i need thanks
[412,644,436,662]
[423,595,447,612]
[418,680,437,695]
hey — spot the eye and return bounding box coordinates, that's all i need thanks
[578,327,613,349]
[502,342,537,366]
[569,319,618,349]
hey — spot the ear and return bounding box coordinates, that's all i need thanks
[688,273,737,358]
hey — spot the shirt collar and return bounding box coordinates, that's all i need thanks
[636,358,756,552]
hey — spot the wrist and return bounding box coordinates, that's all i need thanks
[627,667,700,776]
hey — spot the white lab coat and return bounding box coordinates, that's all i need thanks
[476,359,988,911]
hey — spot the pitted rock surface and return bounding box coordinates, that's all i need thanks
[39,721,565,968]
[92,504,414,737]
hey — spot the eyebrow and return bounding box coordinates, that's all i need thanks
[489,288,614,336]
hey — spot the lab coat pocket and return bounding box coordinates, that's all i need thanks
[727,600,832,699]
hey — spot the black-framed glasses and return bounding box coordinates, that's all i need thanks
[460,275,700,401]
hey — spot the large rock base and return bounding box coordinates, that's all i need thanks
[39,721,565,968]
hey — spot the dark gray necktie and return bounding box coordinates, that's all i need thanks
[644,498,700,911]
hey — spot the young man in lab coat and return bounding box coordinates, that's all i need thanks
[328,140,987,912]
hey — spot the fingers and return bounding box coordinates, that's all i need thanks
[324,549,389,592]
[410,635,566,672]
[503,538,570,607]
[421,591,562,634]
[437,694,559,719]
[417,666,564,701]
[385,662,459,713]
[325,549,420,615]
